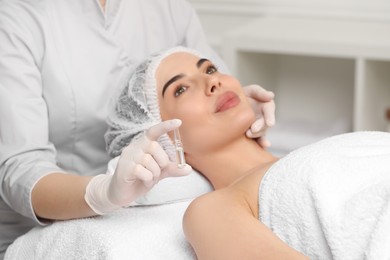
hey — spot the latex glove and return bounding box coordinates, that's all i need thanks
[85,119,192,215]
[243,84,276,148]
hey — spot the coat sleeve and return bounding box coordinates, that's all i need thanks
[0,2,64,224]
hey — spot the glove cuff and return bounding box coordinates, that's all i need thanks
[84,174,121,215]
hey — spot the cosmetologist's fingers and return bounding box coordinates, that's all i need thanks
[243,84,274,102]
[262,100,276,127]
[161,162,192,179]
[145,119,182,141]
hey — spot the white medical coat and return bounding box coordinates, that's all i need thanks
[0,0,226,257]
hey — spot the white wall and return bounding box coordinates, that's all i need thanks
[189,0,390,49]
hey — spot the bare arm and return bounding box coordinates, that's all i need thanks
[32,173,95,220]
[183,189,309,260]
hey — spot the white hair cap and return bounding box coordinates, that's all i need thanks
[105,46,203,161]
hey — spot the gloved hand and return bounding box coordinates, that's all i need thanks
[85,119,192,215]
[243,84,276,148]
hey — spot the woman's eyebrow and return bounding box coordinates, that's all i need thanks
[196,58,209,68]
[162,74,184,97]
[161,58,210,98]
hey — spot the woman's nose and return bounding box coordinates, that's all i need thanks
[205,75,221,95]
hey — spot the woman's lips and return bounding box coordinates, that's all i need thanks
[215,91,240,113]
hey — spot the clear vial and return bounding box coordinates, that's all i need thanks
[173,128,186,168]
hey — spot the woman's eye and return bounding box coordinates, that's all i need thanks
[206,65,218,74]
[174,85,188,97]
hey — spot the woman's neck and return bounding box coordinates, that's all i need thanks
[99,0,106,11]
[187,137,278,189]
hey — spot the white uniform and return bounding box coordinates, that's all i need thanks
[0,0,225,257]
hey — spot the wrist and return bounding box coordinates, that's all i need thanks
[84,174,121,215]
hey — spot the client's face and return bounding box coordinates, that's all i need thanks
[156,52,256,157]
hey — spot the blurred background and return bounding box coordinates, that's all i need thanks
[188,0,390,156]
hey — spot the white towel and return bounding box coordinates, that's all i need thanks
[7,131,390,259]
[259,131,390,259]
[5,201,196,260]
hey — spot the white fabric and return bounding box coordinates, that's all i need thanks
[106,157,213,206]
[4,201,196,260]
[259,131,390,259]
[0,0,222,256]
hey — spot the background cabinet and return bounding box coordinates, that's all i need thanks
[221,17,390,155]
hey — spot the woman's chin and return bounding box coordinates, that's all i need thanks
[235,109,257,133]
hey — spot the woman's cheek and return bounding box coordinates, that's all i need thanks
[176,101,205,121]
[177,108,209,151]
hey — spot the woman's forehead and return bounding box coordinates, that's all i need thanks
[156,52,201,80]
[162,51,200,66]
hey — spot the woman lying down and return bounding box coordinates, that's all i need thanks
[106,46,390,260]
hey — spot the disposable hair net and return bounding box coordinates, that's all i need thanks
[105,46,202,162]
